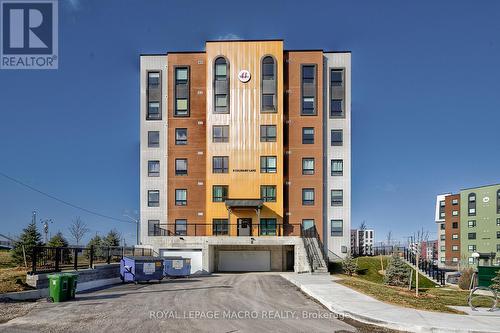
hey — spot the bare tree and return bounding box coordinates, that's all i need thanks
[68,217,89,245]
[386,231,393,247]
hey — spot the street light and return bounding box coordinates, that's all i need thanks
[123,214,140,246]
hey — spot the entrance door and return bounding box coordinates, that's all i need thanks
[237,218,252,236]
[286,250,295,271]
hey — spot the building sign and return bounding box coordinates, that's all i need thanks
[232,169,256,173]
[483,196,490,203]
[238,69,251,82]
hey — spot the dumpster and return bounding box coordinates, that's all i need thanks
[164,257,191,278]
[64,273,78,299]
[120,256,163,283]
[478,266,500,288]
[48,273,69,303]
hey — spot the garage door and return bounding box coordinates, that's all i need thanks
[218,251,270,272]
[160,249,202,275]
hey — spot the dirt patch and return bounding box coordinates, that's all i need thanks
[0,267,32,294]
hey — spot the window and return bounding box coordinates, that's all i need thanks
[330,69,344,118]
[212,185,228,202]
[175,159,187,176]
[147,101,160,120]
[174,67,189,116]
[331,69,343,86]
[497,218,500,226]
[302,97,315,115]
[440,257,445,263]
[452,210,458,216]
[260,125,276,142]
[331,99,343,117]
[331,130,343,146]
[452,234,459,240]
[175,189,187,206]
[497,244,500,252]
[468,220,476,228]
[439,200,445,218]
[302,158,315,175]
[148,220,160,236]
[331,220,343,236]
[331,160,343,176]
[497,190,500,214]
[468,257,474,264]
[468,193,476,216]
[214,57,229,113]
[301,65,316,115]
[440,234,445,240]
[497,231,500,239]
[468,245,476,252]
[213,219,228,235]
[213,156,229,173]
[452,198,459,205]
[440,223,445,230]
[260,156,277,173]
[261,185,276,202]
[452,257,459,263]
[452,245,459,251]
[175,219,187,236]
[302,127,314,144]
[148,160,160,177]
[452,222,458,229]
[148,190,159,207]
[148,131,160,148]
[261,56,276,112]
[212,125,229,143]
[331,190,343,206]
[175,128,187,145]
[468,232,476,240]
[440,246,445,251]
[302,188,315,205]
[148,72,160,89]
[260,218,277,236]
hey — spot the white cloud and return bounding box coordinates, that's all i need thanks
[215,33,242,41]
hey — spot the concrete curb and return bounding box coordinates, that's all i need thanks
[281,273,500,333]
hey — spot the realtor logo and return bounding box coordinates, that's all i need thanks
[1,0,58,69]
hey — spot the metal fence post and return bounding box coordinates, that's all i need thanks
[107,247,111,264]
[55,247,61,272]
[31,246,37,274]
[74,248,78,270]
[89,245,94,268]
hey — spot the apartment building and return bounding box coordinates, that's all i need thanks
[420,240,438,262]
[139,40,351,273]
[350,229,374,256]
[435,183,500,269]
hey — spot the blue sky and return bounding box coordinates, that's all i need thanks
[0,0,499,245]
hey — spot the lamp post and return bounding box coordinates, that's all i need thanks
[123,214,140,246]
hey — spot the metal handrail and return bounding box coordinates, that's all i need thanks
[150,222,303,237]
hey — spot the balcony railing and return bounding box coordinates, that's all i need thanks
[150,223,302,237]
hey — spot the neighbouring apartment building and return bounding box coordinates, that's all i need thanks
[435,183,500,269]
[350,228,374,256]
[139,40,351,273]
[420,240,438,262]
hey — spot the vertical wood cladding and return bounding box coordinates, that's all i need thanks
[205,41,285,236]
[284,51,324,239]
[445,194,461,264]
[167,53,206,234]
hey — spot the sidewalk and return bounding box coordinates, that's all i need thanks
[281,273,500,333]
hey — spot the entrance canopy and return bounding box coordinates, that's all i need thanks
[225,199,264,209]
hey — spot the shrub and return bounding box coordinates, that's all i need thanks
[458,268,475,290]
[342,255,358,276]
[384,254,410,287]
[11,221,43,266]
[490,268,500,291]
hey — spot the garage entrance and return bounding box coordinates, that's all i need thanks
[218,251,270,272]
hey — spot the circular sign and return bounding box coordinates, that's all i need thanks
[238,70,251,83]
[483,196,490,203]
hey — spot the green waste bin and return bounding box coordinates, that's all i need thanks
[48,274,69,303]
[64,273,78,299]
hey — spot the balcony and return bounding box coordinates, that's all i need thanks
[150,223,302,237]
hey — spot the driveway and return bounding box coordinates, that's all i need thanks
[0,274,370,333]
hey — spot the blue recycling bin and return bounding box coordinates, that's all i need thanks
[120,256,164,283]
[163,257,191,278]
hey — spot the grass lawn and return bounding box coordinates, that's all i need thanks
[0,250,32,294]
[335,256,492,314]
